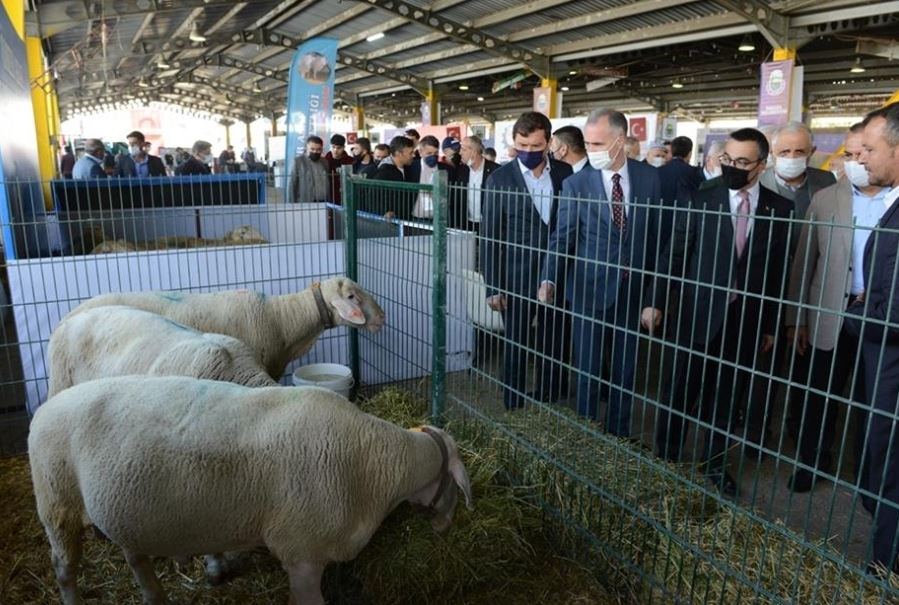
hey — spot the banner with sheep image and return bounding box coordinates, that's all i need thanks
[284,37,337,201]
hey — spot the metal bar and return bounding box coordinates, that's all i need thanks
[429,170,448,425]
[341,165,360,389]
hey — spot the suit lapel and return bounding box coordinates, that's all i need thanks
[865,192,899,261]
[624,161,644,243]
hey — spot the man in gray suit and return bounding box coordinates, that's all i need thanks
[290,135,330,203]
[784,122,891,492]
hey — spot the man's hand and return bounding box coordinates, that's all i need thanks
[785,326,809,356]
[486,294,507,312]
[641,307,662,333]
[537,282,555,304]
[760,334,775,354]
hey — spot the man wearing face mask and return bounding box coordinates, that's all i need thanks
[641,128,792,498]
[624,136,641,161]
[290,135,330,203]
[645,140,669,168]
[115,131,166,177]
[174,140,213,176]
[550,126,588,173]
[783,122,889,494]
[411,135,454,221]
[72,138,108,180]
[481,111,573,410]
[761,122,836,227]
[456,135,499,232]
[540,108,661,436]
[442,137,463,171]
[351,137,378,179]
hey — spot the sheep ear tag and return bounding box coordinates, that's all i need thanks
[331,297,366,325]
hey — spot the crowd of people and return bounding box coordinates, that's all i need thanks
[60,131,261,179]
[289,103,899,573]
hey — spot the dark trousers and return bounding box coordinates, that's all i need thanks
[501,293,568,409]
[743,334,786,448]
[786,326,866,473]
[571,286,640,436]
[656,300,755,474]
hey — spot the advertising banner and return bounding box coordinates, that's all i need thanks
[284,37,337,199]
[758,59,794,128]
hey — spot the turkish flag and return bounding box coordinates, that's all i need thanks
[346,132,357,144]
[630,117,647,142]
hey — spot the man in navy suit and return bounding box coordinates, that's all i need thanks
[539,108,661,437]
[114,131,167,177]
[642,128,792,497]
[845,102,899,573]
[481,112,573,410]
[657,136,700,252]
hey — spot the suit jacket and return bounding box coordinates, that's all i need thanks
[760,166,837,220]
[648,181,793,345]
[844,193,899,345]
[115,154,167,177]
[543,159,661,316]
[291,156,330,203]
[785,178,854,351]
[453,158,499,228]
[363,160,411,217]
[480,158,573,298]
[72,155,107,179]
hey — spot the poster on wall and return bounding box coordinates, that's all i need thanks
[533,87,551,116]
[284,37,337,199]
[0,4,45,259]
[758,59,794,128]
[630,117,647,141]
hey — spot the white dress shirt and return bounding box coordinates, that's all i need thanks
[572,156,588,174]
[518,158,554,225]
[467,160,485,223]
[885,185,899,211]
[728,181,760,236]
[413,161,437,218]
[601,163,631,217]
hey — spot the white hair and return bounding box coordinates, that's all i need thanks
[771,121,814,148]
[705,140,725,161]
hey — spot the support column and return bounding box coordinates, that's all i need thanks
[538,78,559,119]
[245,121,252,149]
[26,36,57,202]
[270,112,278,136]
[220,119,234,147]
[425,86,440,126]
[773,47,796,61]
[353,105,365,134]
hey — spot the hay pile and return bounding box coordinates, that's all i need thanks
[448,398,899,604]
[0,388,615,605]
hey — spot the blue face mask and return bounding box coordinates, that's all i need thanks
[423,155,439,168]
[517,149,545,170]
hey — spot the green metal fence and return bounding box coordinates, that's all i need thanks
[341,165,899,604]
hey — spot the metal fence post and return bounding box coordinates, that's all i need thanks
[430,170,448,425]
[341,165,361,389]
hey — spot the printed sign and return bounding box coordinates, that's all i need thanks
[758,59,794,128]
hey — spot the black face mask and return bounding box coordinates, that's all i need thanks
[720,164,753,190]
[308,152,321,162]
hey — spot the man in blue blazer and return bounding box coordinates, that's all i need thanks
[114,131,167,177]
[641,128,792,497]
[539,108,661,437]
[480,112,573,410]
[844,102,899,574]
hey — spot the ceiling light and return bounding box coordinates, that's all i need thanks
[850,56,866,73]
[737,35,755,52]
[561,86,570,91]
[671,80,684,89]
[366,32,385,42]
[189,22,206,43]
[458,84,469,90]
[569,70,577,75]
[477,96,484,101]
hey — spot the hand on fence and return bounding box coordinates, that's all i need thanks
[486,294,507,312]
[760,334,775,354]
[537,282,555,304]
[641,307,662,333]
[785,326,809,356]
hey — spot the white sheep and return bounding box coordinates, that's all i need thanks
[29,376,473,605]
[47,306,277,398]
[65,277,385,380]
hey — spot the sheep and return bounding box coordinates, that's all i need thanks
[47,306,277,398]
[64,277,385,380]
[29,375,473,605]
[90,239,136,254]
[221,224,267,244]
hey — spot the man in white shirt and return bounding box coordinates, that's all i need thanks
[457,135,498,232]
[550,126,588,174]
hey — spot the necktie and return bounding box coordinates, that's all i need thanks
[734,190,750,259]
[611,173,626,231]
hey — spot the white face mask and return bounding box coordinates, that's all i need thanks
[204,154,213,163]
[844,160,870,188]
[776,156,808,179]
[587,137,622,171]
[129,145,142,156]
[707,165,722,178]
[648,156,665,168]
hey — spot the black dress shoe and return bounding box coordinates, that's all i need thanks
[787,469,815,493]
[707,471,739,498]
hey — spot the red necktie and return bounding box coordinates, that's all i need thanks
[611,173,626,231]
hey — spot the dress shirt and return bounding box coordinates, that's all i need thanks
[414,161,437,218]
[572,157,588,174]
[885,185,899,211]
[852,185,892,294]
[601,163,631,217]
[729,181,760,236]
[134,156,150,178]
[467,160,485,223]
[518,158,554,225]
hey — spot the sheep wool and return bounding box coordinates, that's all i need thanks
[29,376,471,604]
[47,306,276,398]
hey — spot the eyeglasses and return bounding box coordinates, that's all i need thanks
[718,154,761,170]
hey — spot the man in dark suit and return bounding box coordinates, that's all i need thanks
[366,135,416,218]
[657,136,700,250]
[115,130,167,177]
[456,135,499,231]
[481,112,573,410]
[539,108,661,436]
[844,102,899,574]
[642,128,792,497]
[409,135,455,221]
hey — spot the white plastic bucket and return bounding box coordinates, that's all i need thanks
[292,363,354,399]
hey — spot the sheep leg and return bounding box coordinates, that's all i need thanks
[285,561,325,605]
[122,549,168,605]
[48,525,82,605]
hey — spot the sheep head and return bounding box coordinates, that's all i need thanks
[320,278,385,333]
[408,425,473,533]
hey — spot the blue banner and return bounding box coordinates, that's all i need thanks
[284,37,337,198]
